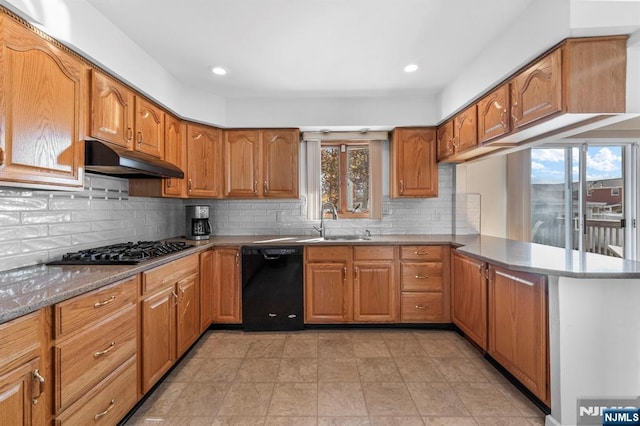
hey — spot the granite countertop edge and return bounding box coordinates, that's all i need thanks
[2,234,640,324]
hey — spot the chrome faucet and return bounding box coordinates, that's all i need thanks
[314,202,338,238]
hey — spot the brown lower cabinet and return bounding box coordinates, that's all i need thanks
[451,250,549,405]
[305,246,353,323]
[0,311,47,426]
[213,247,242,323]
[305,245,451,324]
[488,264,549,404]
[140,254,199,393]
[451,251,487,349]
[52,276,138,422]
[199,249,216,332]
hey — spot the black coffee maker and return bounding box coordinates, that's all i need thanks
[185,205,211,240]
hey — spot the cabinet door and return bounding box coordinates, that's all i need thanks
[163,115,186,197]
[477,85,510,143]
[0,18,85,188]
[488,265,548,403]
[451,252,487,349]
[511,49,562,129]
[214,248,241,323]
[134,97,164,158]
[436,120,454,161]
[262,129,299,198]
[176,272,200,357]
[199,249,215,332]
[140,286,175,393]
[186,124,222,198]
[90,70,135,149]
[224,130,261,198]
[353,262,396,322]
[391,128,438,197]
[453,105,478,153]
[0,357,42,426]
[304,263,352,323]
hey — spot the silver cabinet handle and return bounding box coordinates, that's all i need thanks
[94,399,115,420]
[94,341,115,358]
[94,296,116,308]
[32,369,45,405]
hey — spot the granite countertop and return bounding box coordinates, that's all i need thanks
[2,234,640,324]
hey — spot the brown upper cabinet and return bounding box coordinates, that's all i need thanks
[477,85,511,143]
[510,49,562,129]
[186,123,223,198]
[129,121,222,199]
[437,105,479,162]
[0,16,85,189]
[438,36,627,163]
[90,70,135,150]
[162,114,187,197]
[223,129,299,199]
[390,128,438,198]
[91,70,164,158]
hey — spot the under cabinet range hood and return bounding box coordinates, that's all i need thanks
[84,140,184,179]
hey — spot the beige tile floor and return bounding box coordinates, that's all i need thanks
[125,329,546,426]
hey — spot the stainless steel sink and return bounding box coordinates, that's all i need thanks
[323,235,367,241]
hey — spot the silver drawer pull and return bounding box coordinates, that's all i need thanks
[415,305,428,310]
[268,313,277,317]
[94,296,116,308]
[415,275,428,279]
[288,314,297,319]
[94,341,115,358]
[94,399,115,420]
[32,369,45,405]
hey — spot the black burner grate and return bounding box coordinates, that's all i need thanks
[48,241,193,265]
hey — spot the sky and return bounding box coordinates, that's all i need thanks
[531,146,623,184]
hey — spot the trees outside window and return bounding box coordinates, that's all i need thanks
[321,142,369,217]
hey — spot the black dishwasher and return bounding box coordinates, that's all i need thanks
[241,246,304,331]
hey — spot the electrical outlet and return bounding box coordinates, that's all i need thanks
[276,211,284,222]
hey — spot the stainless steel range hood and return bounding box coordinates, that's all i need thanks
[84,140,184,179]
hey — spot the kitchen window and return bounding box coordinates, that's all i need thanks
[525,143,635,258]
[321,142,370,218]
[304,132,385,221]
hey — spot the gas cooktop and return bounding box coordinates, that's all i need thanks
[48,241,193,265]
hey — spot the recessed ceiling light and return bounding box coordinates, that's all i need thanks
[404,64,418,73]
[211,66,227,76]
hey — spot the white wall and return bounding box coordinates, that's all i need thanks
[437,0,571,121]
[455,156,508,238]
[0,0,228,126]
[3,0,637,129]
[225,95,437,129]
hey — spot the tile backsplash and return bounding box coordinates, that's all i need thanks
[0,174,184,272]
[194,164,480,237]
[0,164,480,272]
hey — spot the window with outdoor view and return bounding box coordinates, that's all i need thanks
[321,142,370,217]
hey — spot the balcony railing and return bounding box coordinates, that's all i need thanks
[532,217,624,257]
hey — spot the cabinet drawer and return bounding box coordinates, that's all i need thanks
[143,253,199,295]
[55,356,137,426]
[400,246,443,261]
[54,276,137,338]
[306,246,349,262]
[401,293,444,322]
[353,246,395,261]
[55,305,136,411]
[0,311,39,373]
[401,263,443,292]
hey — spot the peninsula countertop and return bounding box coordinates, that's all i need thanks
[2,234,640,324]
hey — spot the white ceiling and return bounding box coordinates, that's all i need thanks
[85,0,536,99]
